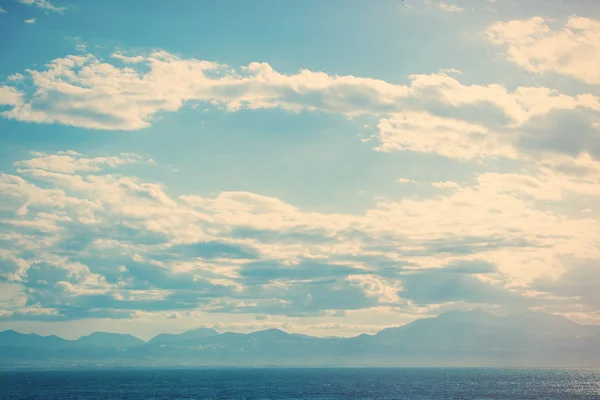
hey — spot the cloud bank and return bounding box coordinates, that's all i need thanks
[0,150,598,323]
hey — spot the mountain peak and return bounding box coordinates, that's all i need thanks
[2,312,599,367]
[184,327,219,335]
[149,327,219,345]
[79,331,119,338]
[436,310,495,319]
[249,328,289,337]
[76,331,144,347]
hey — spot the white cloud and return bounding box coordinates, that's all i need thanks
[7,73,25,82]
[24,18,36,24]
[395,178,417,184]
[1,151,599,320]
[346,274,403,304]
[18,0,64,13]
[375,111,516,160]
[487,16,600,84]
[431,181,461,189]
[439,2,465,12]
[476,154,600,201]
[0,86,23,106]
[0,6,6,13]
[439,68,463,75]
[2,51,598,132]
[14,152,145,174]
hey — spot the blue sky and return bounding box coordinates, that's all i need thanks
[0,0,599,340]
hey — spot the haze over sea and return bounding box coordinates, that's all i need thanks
[2,368,600,400]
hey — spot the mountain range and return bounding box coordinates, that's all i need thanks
[2,311,600,369]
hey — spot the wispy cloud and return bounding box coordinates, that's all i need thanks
[7,73,25,82]
[18,0,65,13]
[439,2,465,12]
[24,17,36,24]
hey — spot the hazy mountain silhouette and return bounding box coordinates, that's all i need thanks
[75,332,145,348]
[2,311,599,368]
[148,327,219,345]
[0,330,70,350]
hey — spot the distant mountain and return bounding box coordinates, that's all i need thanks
[0,330,70,351]
[246,328,295,339]
[0,330,145,351]
[75,332,145,348]
[2,311,600,368]
[149,327,219,345]
[375,310,595,348]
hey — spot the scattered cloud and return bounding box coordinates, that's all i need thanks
[0,50,597,175]
[0,87,23,106]
[0,150,598,321]
[24,18,36,24]
[487,16,600,84]
[375,111,515,160]
[1,6,600,334]
[431,181,461,189]
[2,51,598,134]
[18,0,65,13]
[439,68,463,75]
[7,73,25,82]
[439,2,465,12]
[395,178,417,184]
[14,152,145,173]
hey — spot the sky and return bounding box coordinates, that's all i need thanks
[0,0,599,341]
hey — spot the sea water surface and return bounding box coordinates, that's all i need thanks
[1,368,599,399]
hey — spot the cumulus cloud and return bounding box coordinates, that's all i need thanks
[0,49,597,177]
[375,112,516,160]
[0,150,599,321]
[0,29,599,324]
[487,16,600,84]
[1,51,598,137]
[24,18,36,24]
[2,8,600,335]
[0,86,23,106]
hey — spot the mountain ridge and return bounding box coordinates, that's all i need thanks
[2,310,595,345]
[2,310,599,368]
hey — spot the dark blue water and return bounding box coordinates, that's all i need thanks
[1,368,599,399]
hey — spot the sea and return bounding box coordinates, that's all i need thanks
[1,368,599,399]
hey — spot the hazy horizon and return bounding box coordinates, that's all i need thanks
[3,309,600,368]
[1,309,596,342]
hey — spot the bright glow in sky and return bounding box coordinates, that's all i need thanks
[0,0,599,340]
